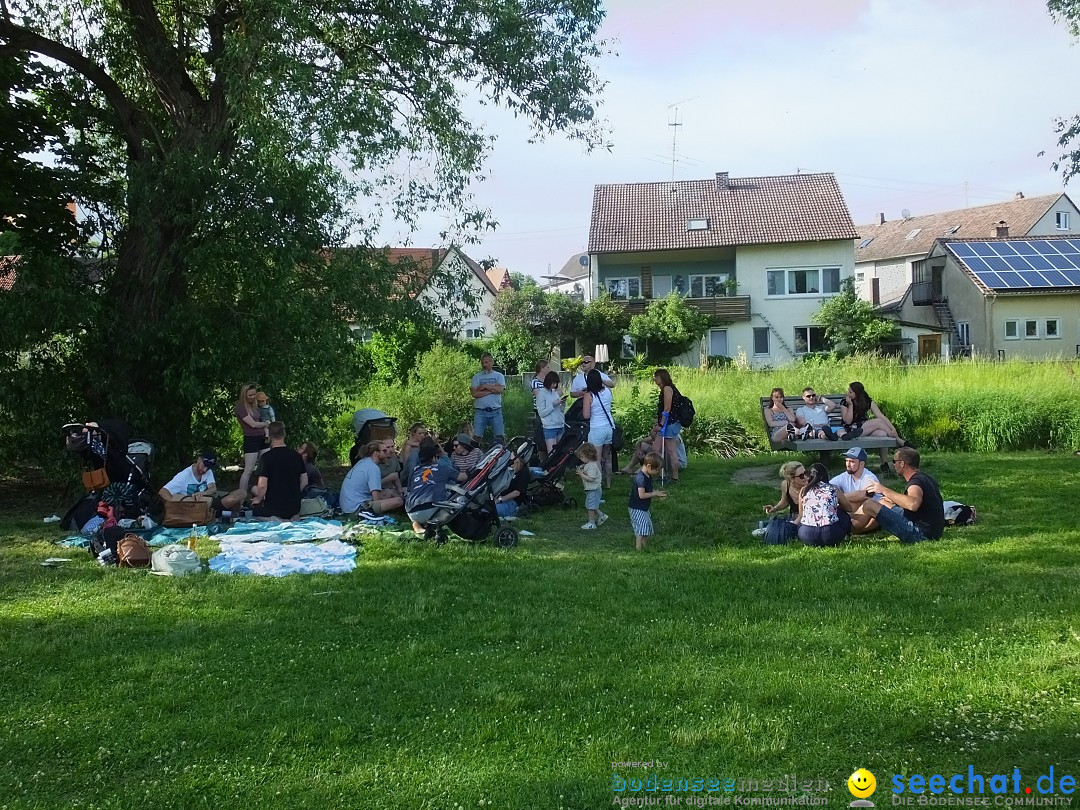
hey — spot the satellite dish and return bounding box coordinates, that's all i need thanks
[579,255,589,267]
[901,208,912,220]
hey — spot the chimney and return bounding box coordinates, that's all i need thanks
[1015,191,1025,200]
[715,172,729,190]
[870,277,880,307]
[994,220,1009,238]
[878,213,886,225]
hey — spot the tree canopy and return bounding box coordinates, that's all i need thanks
[812,277,897,356]
[0,0,608,467]
[627,294,711,364]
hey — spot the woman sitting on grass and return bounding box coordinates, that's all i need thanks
[840,381,909,445]
[764,387,799,442]
[797,462,855,547]
[763,461,808,522]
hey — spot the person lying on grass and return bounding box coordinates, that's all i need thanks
[862,447,945,544]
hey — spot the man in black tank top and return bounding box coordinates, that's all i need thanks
[862,447,945,543]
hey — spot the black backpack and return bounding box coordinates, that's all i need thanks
[673,391,696,428]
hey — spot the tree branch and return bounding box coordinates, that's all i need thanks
[0,18,154,160]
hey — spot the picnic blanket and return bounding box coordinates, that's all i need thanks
[204,518,344,544]
[208,539,357,576]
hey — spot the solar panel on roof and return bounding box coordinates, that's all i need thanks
[952,240,1080,289]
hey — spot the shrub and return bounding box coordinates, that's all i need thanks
[682,415,762,459]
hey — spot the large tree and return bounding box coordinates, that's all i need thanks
[812,277,896,356]
[1049,1,1080,180]
[0,0,607,465]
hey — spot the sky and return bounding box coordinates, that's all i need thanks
[377,0,1080,281]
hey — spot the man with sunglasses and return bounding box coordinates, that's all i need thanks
[795,387,839,440]
[862,447,945,543]
[569,355,615,399]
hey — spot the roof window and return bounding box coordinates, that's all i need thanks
[905,228,922,240]
[945,225,961,235]
[687,218,709,231]
[857,238,874,249]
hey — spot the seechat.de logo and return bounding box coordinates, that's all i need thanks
[849,768,877,808]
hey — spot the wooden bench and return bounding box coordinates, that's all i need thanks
[760,395,898,467]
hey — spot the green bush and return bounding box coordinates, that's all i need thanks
[682,415,762,458]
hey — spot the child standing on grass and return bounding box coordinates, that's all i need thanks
[630,452,667,551]
[575,442,607,529]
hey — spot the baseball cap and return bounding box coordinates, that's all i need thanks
[843,447,867,462]
[199,449,218,468]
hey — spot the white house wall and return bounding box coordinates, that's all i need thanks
[417,263,496,339]
[855,258,912,304]
[1030,198,1080,235]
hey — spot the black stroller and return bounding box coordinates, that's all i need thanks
[527,421,587,510]
[61,420,159,528]
[423,438,535,548]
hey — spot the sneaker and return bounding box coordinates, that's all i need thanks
[581,522,597,530]
[785,424,797,440]
[823,427,838,441]
[845,426,863,440]
[597,512,609,526]
[751,527,767,538]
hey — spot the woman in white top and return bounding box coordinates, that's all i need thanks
[581,368,615,488]
[535,371,567,453]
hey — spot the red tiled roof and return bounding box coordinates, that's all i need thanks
[485,266,512,290]
[383,247,498,296]
[0,255,19,291]
[588,172,858,254]
[855,193,1065,263]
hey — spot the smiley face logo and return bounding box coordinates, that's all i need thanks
[848,768,877,799]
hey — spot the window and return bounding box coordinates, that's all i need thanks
[464,323,485,339]
[1046,319,1061,339]
[793,326,828,354]
[905,228,922,240]
[857,238,874,249]
[753,327,770,355]
[766,267,842,296]
[689,273,729,298]
[945,225,962,235]
[687,218,709,231]
[855,271,865,282]
[1057,211,1070,230]
[652,275,672,298]
[708,329,728,357]
[605,277,640,300]
[1004,320,1018,340]
[957,321,970,346]
[1025,319,1039,339]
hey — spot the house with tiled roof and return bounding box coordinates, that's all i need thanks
[854,192,1080,305]
[0,255,19,291]
[541,253,590,301]
[588,171,859,364]
[881,235,1080,361]
[384,246,497,340]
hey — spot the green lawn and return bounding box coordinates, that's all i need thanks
[2,451,1079,809]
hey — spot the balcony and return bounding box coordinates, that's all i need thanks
[613,295,751,321]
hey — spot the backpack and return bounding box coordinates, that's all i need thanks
[763,515,797,545]
[673,391,696,428]
[117,533,152,567]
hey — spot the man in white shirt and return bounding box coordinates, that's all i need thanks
[795,387,839,440]
[828,446,880,533]
[159,450,218,502]
[569,354,615,399]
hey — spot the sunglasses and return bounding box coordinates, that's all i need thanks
[795,472,808,479]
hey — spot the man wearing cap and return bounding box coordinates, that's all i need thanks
[862,447,945,543]
[829,446,882,534]
[569,354,615,399]
[470,353,506,446]
[405,438,455,534]
[159,450,220,503]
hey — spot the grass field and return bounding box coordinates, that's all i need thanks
[2,451,1079,809]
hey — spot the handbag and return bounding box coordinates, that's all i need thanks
[82,467,109,491]
[595,394,625,452]
[163,496,212,528]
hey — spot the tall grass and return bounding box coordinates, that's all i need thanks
[612,358,1080,452]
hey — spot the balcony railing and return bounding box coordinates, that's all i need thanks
[911,281,944,306]
[613,295,751,321]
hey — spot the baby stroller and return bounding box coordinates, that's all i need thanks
[61,419,158,528]
[349,408,397,465]
[527,421,587,510]
[423,438,535,548]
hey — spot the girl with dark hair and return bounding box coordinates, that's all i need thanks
[764,387,799,442]
[535,370,567,453]
[797,462,855,547]
[581,367,615,488]
[840,381,906,444]
[653,367,683,483]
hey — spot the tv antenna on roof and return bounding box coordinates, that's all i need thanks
[667,97,699,183]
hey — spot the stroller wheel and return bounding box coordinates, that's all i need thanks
[495,527,518,549]
[564,498,577,509]
[434,527,449,546]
